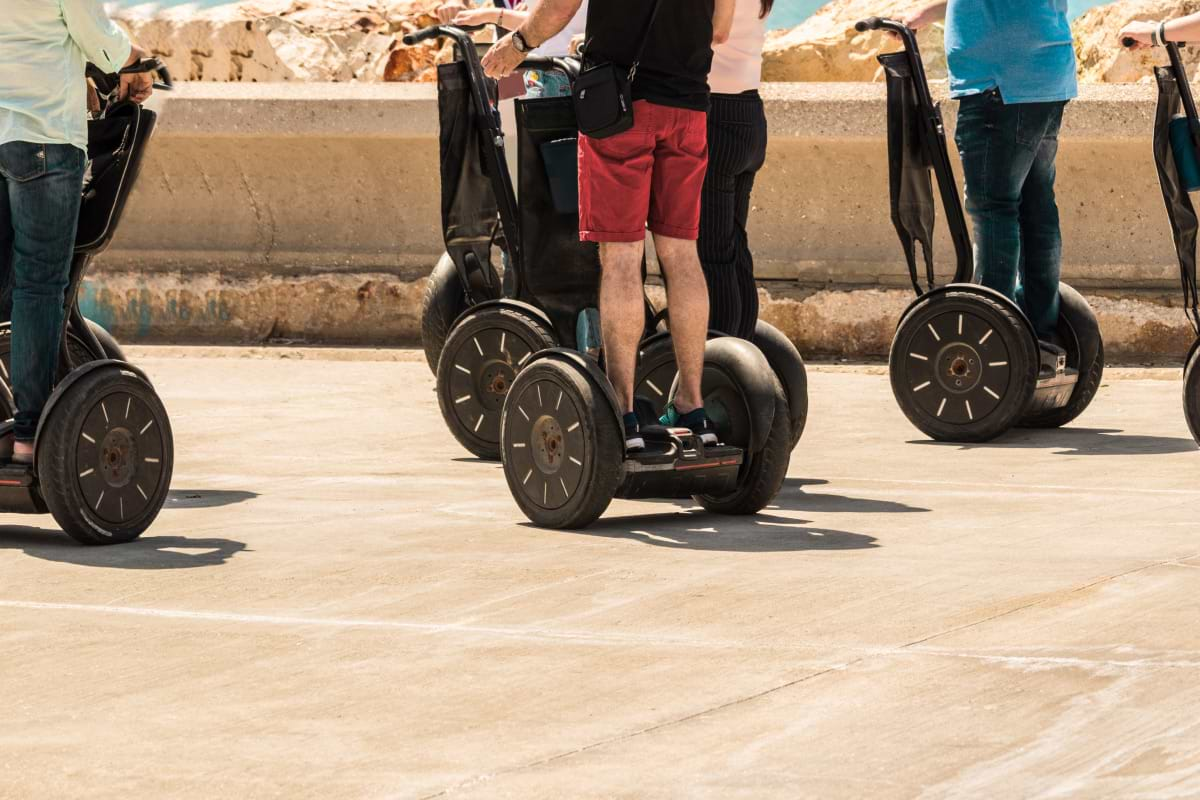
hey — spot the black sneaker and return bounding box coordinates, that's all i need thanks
[623,412,645,453]
[1038,341,1067,379]
[659,403,721,445]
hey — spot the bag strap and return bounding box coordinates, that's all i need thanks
[628,0,664,81]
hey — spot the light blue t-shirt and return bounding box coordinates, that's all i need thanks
[944,0,1078,104]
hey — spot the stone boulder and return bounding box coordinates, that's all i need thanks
[762,0,946,83]
[112,0,454,82]
[1074,0,1200,83]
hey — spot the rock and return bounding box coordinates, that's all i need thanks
[1074,0,1200,83]
[112,0,453,82]
[762,0,946,83]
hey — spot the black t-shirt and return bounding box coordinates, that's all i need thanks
[583,0,715,112]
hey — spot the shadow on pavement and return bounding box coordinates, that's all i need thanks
[167,489,260,509]
[775,478,931,514]
[908,427,1197,456]
[0,528,248,569]
[536,510,878,552]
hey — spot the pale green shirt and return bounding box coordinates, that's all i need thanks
[0,0,132,152]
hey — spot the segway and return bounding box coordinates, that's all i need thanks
[857,17,1104,442]
[1136,38,1200,444]
[0,58,174,545]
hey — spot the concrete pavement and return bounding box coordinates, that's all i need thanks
[1,349,1199,798]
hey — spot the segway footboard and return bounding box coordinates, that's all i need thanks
[617,429,743,500]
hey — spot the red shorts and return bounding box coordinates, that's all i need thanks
[578,100,709,242]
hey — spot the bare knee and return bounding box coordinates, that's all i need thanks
[599,241,644,279]
[653,234,701,279]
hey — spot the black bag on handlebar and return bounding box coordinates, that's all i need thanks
[572,0,661,139]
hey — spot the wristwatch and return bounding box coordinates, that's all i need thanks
[512,29,533,53]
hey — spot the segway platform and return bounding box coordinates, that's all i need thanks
[619,427,743,500]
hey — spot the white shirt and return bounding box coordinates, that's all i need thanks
[0,0,132,152]
[709,0,765,95]
[528,0,588,59]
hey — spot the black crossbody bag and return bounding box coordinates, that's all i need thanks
[572,0,663,139]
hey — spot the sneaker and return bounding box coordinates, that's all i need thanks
[1038,341,1067,379]
[623,412,645,453]
[659,403,720,445]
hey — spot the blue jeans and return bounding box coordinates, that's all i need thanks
[0,141,86,441]
[955,90,1066,339]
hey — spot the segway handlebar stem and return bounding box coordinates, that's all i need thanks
[861,15,974,286]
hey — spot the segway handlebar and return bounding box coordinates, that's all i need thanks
[404,23,485,47]
[855,17,920,53]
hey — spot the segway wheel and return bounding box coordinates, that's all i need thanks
[1019,283,1104,429]
[633,332,677,420]
[420,252,500,375]
[752,320,808,448]
[37,364,173,545]
[693,337,792,515]
[437,306,555,459]
[890,291,1037,442]
[1183,339,1200,445]
[501,358,621,528]
[0,321,123,419]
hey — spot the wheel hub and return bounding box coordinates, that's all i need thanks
[99,426,137,488]
[531,414,565,474]
[478,359,516,411]
[935,342,983,394]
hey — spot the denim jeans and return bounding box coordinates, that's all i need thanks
[954,89,1067,339]
[0,141,86,441]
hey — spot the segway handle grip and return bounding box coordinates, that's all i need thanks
[855,16,884,32]
[1122,36,1137,48]
[403,25,442,46]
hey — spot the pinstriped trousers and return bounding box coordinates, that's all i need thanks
[698,90,767,341]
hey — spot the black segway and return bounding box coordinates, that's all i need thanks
[413,24,808,462]
[1138,38,1200,444]
[858,17,1103,442]
[0,58,174,545]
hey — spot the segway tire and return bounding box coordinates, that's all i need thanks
[1184,339,1200,445]
[501,358,622,528]
[890,290,1037,442]
[1019,283,1104,429]
[420,252,500,375]
[437,306,556,459]
[38,364,173,545]
[692,337,791,515]
[752,320,808,448]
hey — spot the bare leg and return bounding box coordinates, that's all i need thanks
[653,233,708,413]
[598,240,646,413]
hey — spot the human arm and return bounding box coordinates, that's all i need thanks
[713,0,735,45]
[1119,14,1200,49]
[453,5,530,29]
[61,0,154,103]
[480,0,583,78]
[900,1,946,31]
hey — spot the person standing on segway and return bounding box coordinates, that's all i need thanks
[480,0,735,452]
[0,0,154,464]
[898,0,1075,377]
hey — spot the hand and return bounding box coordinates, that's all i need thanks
[481,33,525,79]
[86,81,100,113]
[119,45,154,104]
[888,2,944,41]
[1117,20,1157,49]
[436,2,466,23]
[568,32,584,57]
[452,7,497,26]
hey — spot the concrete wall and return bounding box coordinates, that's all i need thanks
[93,82,1194,359]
